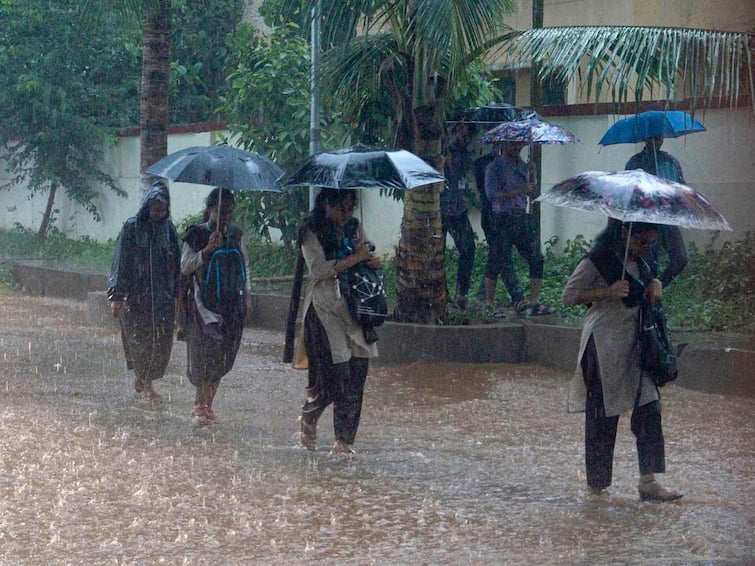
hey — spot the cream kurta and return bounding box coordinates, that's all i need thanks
[293,228,378,367]
[562,257,658,417]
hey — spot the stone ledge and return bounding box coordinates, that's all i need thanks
[16,267,752,400]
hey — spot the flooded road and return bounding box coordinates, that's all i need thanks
[0,291,753,564]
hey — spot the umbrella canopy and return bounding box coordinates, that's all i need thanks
[535,169,731,231]
[599,111,706,146]
[280,144,445,191]
[145,145,283,192]
[448,103,540,126]
[476,119,581,145]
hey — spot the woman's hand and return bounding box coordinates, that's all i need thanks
[605,280,630,300]
[203,230,224,259]
[645,278,663,303]
[367,252,382,269]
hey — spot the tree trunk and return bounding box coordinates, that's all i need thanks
[393,100,448,324]
[139,0,171,196]
[37,181,58,239]
[530,0,544,241]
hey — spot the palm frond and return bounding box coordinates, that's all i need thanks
[497,26,754,113]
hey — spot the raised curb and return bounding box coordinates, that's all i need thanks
[9,261,753,398]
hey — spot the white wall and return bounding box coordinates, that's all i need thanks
[1,107,752,256]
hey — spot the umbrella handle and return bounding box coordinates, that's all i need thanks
[621,222,632,280]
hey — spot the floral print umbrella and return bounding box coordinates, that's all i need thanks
[536,169,731,231]
[476,119,581,145]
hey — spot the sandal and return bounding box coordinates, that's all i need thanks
[514,300,529,314]
[528,303,556,316]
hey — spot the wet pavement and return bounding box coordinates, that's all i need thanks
[0,291,753,565]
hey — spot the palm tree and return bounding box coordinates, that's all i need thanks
[498,26,753,115]
[268,3,755,323]
[84,0,171,194]
[264,0,520,323]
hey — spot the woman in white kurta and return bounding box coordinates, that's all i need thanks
[562,219,682,502]
[294,188,380,455]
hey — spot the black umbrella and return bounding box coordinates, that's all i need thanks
[280,144,445,191]
[146,145,283,212]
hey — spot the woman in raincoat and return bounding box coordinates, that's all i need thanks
[108,181,181,404]
[180,188,251,424]
[561,219,682,502]
[294,188,381,455]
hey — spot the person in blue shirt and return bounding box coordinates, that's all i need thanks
[483,142,554,316]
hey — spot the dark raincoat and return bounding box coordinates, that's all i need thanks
[107,184,181,381]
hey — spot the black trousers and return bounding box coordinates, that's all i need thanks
[582,336,666,490]
[442,213,476,298]
[302,307,369,445]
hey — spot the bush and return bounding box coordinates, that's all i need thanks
[1,226,752,333]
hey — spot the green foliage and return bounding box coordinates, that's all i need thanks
[662,233,755,333]
[169,0,246,124]
[218,23,351,249]
[0,225,115,271]
[0,0,140,236]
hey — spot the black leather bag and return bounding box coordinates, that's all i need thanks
[639,299,678,387]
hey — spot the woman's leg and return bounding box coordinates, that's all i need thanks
[299,308,336,449]
[632,400,681,501]
[332,357,369,448]
[582,336,619,491]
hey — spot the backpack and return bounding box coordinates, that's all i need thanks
[201,246,247,311]
[339,262,388,329]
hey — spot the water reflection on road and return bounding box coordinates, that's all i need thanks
[0,294,753,564]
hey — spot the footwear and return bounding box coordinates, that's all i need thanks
[298,415,317,451]
[453,295,468,310]
[191,405,213,425]
[638,481,683,502]
[329,440,355,456]
[134,376,146,393]
[528,303,556,316]
[514,299,529,314]
[204,406,216,422]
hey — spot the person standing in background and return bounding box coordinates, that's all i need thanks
[442,122,477,309]
[626,136,689,286]
[484,142,554,316]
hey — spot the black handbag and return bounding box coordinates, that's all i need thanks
[639,299,678,387]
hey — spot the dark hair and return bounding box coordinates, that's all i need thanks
[298,188,358,246]
[591,218,659,253]
[206,188,235,209]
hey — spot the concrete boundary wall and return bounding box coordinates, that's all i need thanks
[8,262,753,399]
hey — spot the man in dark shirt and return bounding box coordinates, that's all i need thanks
[626,135,689,286]
[442,122,477,309]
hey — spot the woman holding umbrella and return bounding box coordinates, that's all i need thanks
[561,219,683,502]
[180,188,252,424]
[294,188,381,455]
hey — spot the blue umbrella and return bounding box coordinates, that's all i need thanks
[599,111,705,146]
